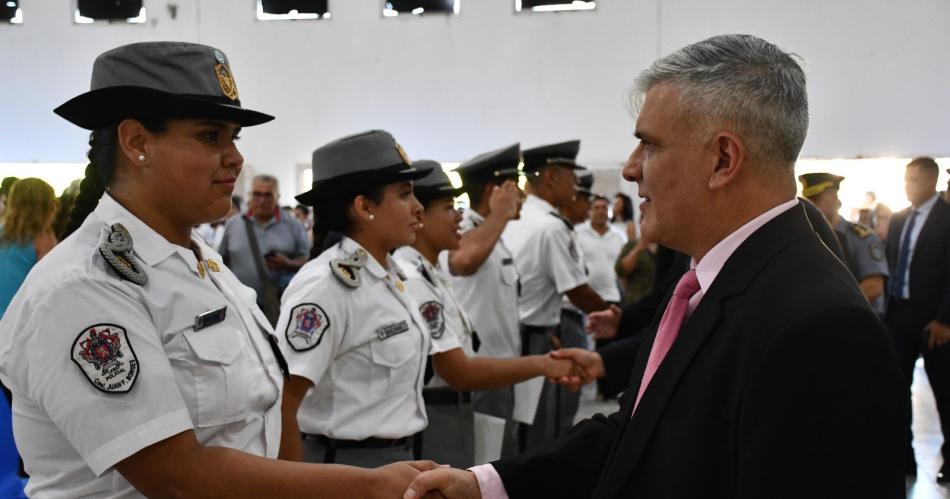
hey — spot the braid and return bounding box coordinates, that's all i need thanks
[60,128,117,239]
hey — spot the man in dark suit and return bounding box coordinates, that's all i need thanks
[885,156,950,481]
[404,33,905,499]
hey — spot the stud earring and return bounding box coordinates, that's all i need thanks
[137,155,146,162]
[368,214,375,221]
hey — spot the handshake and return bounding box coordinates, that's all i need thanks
[363,460,484,499]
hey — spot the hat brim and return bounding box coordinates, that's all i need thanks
[54,86,275,130]
[416,185,466,202]
[295,164,434,206]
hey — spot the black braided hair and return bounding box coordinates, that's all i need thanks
[60,119,168,240]
[60,129,116,239]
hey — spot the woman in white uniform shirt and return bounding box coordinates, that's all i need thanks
[0,42,429,498]
[279,130,436,468]
[394,163,575,467]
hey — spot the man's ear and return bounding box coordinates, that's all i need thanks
[708,131,745,190]
[116,119,151,167]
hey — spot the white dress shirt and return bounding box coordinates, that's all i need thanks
[502,195,588,327]
[575,221,626,303]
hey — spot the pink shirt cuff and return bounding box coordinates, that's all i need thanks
[469,464,509,499]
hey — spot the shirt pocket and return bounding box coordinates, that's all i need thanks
[181,317,252,427]
[369,333,419,399]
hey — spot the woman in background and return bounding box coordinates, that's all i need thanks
[0,178,57,317]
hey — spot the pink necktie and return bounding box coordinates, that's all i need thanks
[633,269,701,414]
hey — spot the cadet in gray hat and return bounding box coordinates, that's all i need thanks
[394,162,575,468]
[0,42,434,497]
[278,130,442,468]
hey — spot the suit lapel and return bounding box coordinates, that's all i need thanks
[592,202,817,498]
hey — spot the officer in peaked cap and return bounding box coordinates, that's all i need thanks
[279,130,445,468]
[0,42,437,497]
[800,172,889,315]
[445,144,527,461]
[502,140,609,451]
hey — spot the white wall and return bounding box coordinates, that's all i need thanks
[1,0,948,204]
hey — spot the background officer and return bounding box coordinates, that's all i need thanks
[800,173,888,315]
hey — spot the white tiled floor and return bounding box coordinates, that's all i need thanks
[572,359,948,498]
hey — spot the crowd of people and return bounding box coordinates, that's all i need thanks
[0,33,944,498]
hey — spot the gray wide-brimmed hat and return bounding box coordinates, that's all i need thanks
[413,160,464,202]
[454,143,522,185]
[55,41,274,130]
[296,130,432,205]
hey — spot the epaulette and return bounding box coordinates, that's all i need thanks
[99,223,148,285]
[848,222,872,239]
[330,248,367,288]
[548,212,574,231]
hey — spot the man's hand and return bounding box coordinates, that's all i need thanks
[487,181,522,222]
[926,321,950,350]
[549,348,604,392]
[540,354,574,380]
[265,252,290,271]
[586,304,621,340]
[404,467,481,499]
[370,461,440,499]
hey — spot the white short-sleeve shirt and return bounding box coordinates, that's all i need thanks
[575,221,626,303]
[278,237,430,440]
[444,209,521,359]
[0,194,284,498]
[395,246,476,389]
[502,195,588,327]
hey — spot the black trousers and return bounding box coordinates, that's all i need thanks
[886,298,950,467]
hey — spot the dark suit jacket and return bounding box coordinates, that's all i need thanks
[598,198,850,397]
[494,202,905,498]
[885,197,950,326]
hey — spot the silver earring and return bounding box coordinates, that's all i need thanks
[368,214,375,221]
[137,154,146,162]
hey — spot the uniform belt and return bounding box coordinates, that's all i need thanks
[560,308,584,321]
[522,325,556,335]
[302,434,413,449]
[423,388,472,406]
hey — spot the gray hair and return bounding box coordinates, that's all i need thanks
[630,34,808,169]
[252,174,279,188]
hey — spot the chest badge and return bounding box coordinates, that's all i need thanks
[377,320,410,341]
[194,306,227,331]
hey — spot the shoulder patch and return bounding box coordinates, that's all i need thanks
[419,300,446,339]
[849,222,872,239]
[99,223,148,285]
[285,303,331,352]
[330,248,368,288]
[71,324,139,394]
[568,239,580,263]
[870,240,885,262]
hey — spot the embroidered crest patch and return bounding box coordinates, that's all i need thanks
[71,324,139,394]
[285,303,330,352]
[419,300,446,339]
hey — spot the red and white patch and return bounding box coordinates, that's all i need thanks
[71,324,139,394]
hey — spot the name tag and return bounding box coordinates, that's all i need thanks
[502,258,514,265]
[376,320,409,341]
[194,306,227,331]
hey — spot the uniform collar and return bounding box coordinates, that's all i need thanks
[339,236,394,280]
[93,193,178,267]
[525,193,557,214]
[835,216,849,232]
